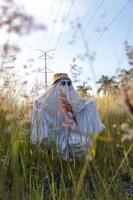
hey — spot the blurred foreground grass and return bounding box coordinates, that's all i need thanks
[0,94,133,200]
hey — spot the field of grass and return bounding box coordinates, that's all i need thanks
[0,94,133,200]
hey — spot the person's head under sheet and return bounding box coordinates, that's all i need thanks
[36,73,87,114]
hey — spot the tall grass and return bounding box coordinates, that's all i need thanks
[0,93,133,200]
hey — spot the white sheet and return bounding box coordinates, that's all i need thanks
[31,81,105,160]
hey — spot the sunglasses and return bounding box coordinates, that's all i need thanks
[61,80,72,86]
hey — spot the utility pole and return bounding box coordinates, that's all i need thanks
[44,52,47,89]
[36,49,55,91]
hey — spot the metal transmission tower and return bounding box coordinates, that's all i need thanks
[36,49,55,90]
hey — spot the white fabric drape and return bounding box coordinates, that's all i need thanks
[31,81,105,160]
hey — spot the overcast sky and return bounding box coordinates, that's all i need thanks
[4,0,133,93]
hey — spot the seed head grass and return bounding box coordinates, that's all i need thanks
[0,92,133,200]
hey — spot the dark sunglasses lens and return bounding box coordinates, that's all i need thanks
[61,81,66,86]
[67,81,71,86]
[61,80,71,86]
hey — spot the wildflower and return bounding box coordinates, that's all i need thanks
[116,144,120,148]
[121,123,129,132]
[113,124,117,128]
[121,130,133,142]
[121,122,133,142]
[123,81,133,114]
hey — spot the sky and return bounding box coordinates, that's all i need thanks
[1,0,133,94]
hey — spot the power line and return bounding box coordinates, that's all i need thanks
[69,0,90,23]
[41,0,55,48]
[54,0,76,50]
[63,0,105,59]
[46,0,88,51]
[53,0,90,59]
[75,18,97,85]
[64,0,130,67]
[89,0,131,51]
[75,0,131,86]
[82,0,105,33]
[62,0,131,87]
[47,0,89,51]
[116,14,133,69]
[45,0,64,50]
[67,0,99,85]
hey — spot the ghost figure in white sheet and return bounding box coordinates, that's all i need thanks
[31,73,105,160]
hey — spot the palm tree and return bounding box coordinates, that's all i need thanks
[118,68,133,87]
[77,82,92,97]
[96,75,117,95]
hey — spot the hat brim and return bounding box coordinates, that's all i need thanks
[52,77,71,85]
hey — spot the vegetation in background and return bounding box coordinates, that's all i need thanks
[0,1,133,199]
[0,40,133,200]
[0,76,133,199]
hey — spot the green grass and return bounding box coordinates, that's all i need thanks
[0,94,133,200]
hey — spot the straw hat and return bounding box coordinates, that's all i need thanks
[52,73,71,85]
